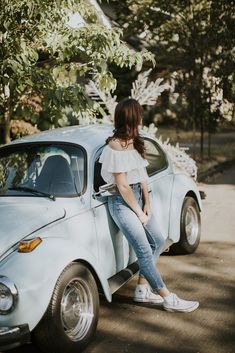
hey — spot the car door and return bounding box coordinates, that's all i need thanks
[91,148,132,279]
[144,137,174,240]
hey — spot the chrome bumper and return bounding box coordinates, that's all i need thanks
[0,324,30,351]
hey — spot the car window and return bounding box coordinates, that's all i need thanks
[144,138,168,176]
[0,143,85,197]
[93,157,106,192]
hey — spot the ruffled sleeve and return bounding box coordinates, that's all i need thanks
[99,145,149,173]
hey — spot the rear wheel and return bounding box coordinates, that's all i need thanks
[170,196,201,254]
[33,262,99,353]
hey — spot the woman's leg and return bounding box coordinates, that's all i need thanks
[137,215,169,296]
[138,213,166,276]
[108,195,166,292]
[108,192,199,311]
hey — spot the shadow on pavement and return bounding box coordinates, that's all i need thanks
[91,241,235,353]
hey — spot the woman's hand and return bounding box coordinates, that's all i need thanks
[143,202,151,217]
[138,201,151,224]
[140,181,152,223]
[112,172,151,226]
[137,202,151,225]
[138,211,150,225]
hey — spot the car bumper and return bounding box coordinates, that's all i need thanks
[0,324,30,351]
[199,190,206,200]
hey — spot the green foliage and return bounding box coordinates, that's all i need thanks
[0,0,154,143]
[106,0,235,158]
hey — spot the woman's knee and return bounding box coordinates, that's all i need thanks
[158,234,166,249]
[150,233,165,251]
[136,244,153,261]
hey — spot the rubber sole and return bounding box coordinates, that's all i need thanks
[163,302,199,313]
[133,298,164,304]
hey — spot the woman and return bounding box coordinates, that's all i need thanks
[99,98,199,312]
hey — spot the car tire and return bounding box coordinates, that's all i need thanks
[33,262,99,353]
[170,196,201,255]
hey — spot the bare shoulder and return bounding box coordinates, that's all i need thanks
[108,138,134,151]
[108,139,124,151]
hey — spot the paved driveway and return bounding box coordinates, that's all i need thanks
[5,164,235,353]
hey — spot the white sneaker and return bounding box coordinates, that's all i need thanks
[133,284,164,304]
[163,293,199,313]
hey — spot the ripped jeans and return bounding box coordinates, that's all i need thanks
[107,182,166,291]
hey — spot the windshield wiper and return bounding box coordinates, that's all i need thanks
[8,186,56,201]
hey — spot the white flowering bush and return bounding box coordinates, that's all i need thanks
[86,70,198,180]
[161,141,197,180]
[143,123,198,180]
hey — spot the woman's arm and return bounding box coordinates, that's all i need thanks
[113,172,149,224]
[140,180,152,217]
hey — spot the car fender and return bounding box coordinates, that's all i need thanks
[0,237,112,331]
[168,173,202,243]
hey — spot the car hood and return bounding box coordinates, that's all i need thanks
[0,198,66,257]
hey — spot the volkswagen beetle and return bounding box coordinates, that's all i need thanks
[0,124,202,353]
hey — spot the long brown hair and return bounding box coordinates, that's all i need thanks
[106,98,146,158]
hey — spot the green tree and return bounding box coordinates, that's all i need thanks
[0,0,154,143]
[105,0,235,160]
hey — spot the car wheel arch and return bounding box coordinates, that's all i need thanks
[33,257,111,332]
[168,183,201,244]
[73,259,105,298]
[170,194,201,254]
[185,190,202,212]
[0,242,112,332]
[53,257,112,304]
[33,261,100,353]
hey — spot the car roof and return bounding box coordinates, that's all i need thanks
[7,124,156,153]
[8,124,113,153]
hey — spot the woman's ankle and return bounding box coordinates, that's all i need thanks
[137,277,148,285]
[155,286,170,297]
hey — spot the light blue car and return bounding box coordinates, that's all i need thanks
[0,124,202,353]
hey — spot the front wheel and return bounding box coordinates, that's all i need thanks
[33,262,99,353]
[170,196,201,254]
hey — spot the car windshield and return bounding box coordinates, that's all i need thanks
[0,143,85,198]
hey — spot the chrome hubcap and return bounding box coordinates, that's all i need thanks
[185,206,199,245]
[61,278,94,341]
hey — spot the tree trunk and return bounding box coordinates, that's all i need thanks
[3,109,11,144]
[198,65,204,162]
[191,99,196,160]
[200,114,204,161]
[208,129,211,158]
[191,119,196,160]
[2,83,11,144]
[208,114,211,159]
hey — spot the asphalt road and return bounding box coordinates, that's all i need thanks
[5,164,235,353]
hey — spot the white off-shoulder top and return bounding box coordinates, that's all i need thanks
[99,144,149,185]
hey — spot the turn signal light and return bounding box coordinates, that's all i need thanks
[18,237,42,253]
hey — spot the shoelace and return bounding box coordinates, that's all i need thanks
[143,286,154,298]
[171,293,180,305]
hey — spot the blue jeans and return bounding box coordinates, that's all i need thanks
[107,182,166,291]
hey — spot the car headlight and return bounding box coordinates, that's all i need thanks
[0,276,18,315]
